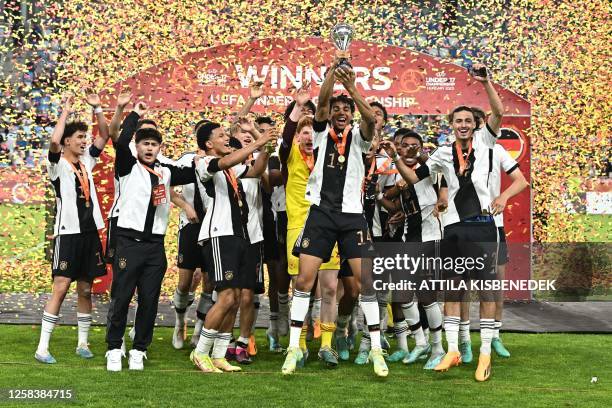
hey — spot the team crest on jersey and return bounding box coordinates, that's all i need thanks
[119,258,127,269]
[302,238,310,248]
[224,270,234,281]
[178,253,184,264]
[59,261,68,271]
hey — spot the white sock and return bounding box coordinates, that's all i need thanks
[393,320,409,352]
[195,328,217,354]
[425,303,444,354]
[197,293,213,315]
[211,332,231,359]
[350,300,360,331]
[187,291,195,306]
[402,302,426,347]
[288,290,310,348]
[37,311,59,354]
[360,295,381,350]
[459,320,471,343]
[494,320,502,339]
[237,336,249,348]
[193,319,204,340]
[278,292,289,318]
[377,292,388,332]
[173,289,189,327]
[76,312,92,347]
[359,331,371,352]
[268,312,279,335]
[480,319,495,355]
[312,297,321,321]
[444,316,460,353]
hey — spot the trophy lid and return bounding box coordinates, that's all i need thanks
[331,23,354,51]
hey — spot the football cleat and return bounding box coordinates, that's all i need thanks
[212,357,242,372]
[35,351,57,364]
[424,352,446,370]
[318,346,339,368]
[386,349,409,363]
[475,353,492,382]
[369,348,389,377]
[492,338,511,358]
[459,341,473,364]
[434,351,462,372]
[76,345,94,359]
[190,350,222,373]
[281,346,304,375]
[335,335,350,361]
[403,344,431,364]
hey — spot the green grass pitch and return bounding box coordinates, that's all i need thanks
[0,325,609,407]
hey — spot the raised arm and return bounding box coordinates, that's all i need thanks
[237,116,262,141]
[109,91,133,142]
[315,62,337,123]
[470,63,503,135]
[235,81,264,119]
[49,95,72,154]
[217,131,273,171]
[85,90,111,151]
[380,141,420,185]
[335,66,376,141]
[244,131,278,178]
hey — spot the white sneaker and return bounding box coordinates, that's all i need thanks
[128,349,147,370]
[106,349,125,372]
[172,325,184,350]
[128,326,136,341]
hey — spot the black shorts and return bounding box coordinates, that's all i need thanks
[52,231,106,281]
[441,221,498,282]
[338,259,354,278]
[262,216,279,263]
[177,223,205,270]
[240,242,265,294]
[201,236,250,290]
[497,226,509,265]
[105,217,118,264]
[293,205,373,261]
[276,211,288,245]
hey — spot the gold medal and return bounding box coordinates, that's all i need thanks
[85,201,90,208]
[238,200,243,207]
[338,154,346,164]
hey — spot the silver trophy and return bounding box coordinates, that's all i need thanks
[331,23,354,69]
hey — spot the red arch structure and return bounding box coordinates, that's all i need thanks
[93,37,531,297]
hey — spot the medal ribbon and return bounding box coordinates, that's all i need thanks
[328,125,351,158]
[455,140,473,176]
[224,168,242,205]
[68,160,91,207]
[299,146,314,172]
[141,163,164,182]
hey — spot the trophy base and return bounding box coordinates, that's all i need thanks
[337,58,352,69]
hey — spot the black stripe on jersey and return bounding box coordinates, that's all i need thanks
[73,166,97,233]
[204,179,216,239]
[193,178,205,221]
[451,142,481,220]
[228,177,249,241]
[487,148,493,187]
[319,129,353,211]
[142,170,158,239]
[506,163,520,175]
[401,186,423,243]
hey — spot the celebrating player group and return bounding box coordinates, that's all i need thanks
[35,46,527,382]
